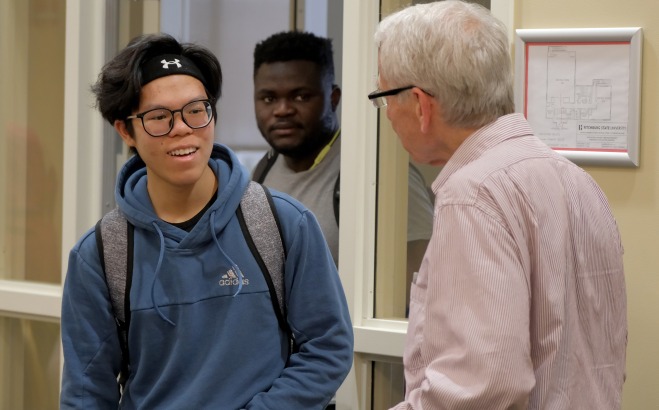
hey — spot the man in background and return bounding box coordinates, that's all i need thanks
[252,31,433,294]
[371,1,627,408]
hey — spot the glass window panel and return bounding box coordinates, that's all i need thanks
[0,0,65,284]
[0,317,60,410]
[372,359,405,409]
[0,1,65,407]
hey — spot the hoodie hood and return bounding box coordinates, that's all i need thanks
[115,144,251,325]
[115,143,250,250]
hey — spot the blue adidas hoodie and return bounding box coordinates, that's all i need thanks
[60,144,353,409]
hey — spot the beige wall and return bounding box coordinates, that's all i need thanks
[516,1,659,408]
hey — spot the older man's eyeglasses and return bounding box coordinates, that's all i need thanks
[126,99,213,137]
[367,85,415,108]
[368,86,435,108]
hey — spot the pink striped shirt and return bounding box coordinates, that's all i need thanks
[393,113,627,409]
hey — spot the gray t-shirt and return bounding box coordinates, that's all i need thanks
[260,135,433,265]
[262,138,341,263]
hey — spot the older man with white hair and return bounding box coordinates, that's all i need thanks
[370,1,627,409]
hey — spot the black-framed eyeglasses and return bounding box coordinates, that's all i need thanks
[126,99,214,137]
[367,85,415,108]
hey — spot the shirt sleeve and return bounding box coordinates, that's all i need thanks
[245,207,354,410]
[60,232,123,409]
[393,203,535,409]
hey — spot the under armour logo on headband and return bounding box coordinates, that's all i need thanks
[161,59,182,69]
[141,54,208,87]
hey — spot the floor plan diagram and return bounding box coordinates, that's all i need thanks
[524,42,630,151]
[545,47,612,130]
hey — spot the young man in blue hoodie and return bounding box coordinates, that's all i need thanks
[60,33,353,409]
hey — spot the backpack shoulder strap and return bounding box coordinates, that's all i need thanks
[96,208,131,323]
[95,208,133,390]
[333,173,340,226]
[252,150,279,183]
[237,182,290,342]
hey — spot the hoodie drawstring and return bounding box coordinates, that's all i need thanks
[151,221,176,326]
[209,211,244,297]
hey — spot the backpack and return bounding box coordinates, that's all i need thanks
[252,150,340,225]
[95,181,290,390]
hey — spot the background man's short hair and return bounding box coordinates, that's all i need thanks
[253,31,335,81]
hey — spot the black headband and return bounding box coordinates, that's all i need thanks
[141,54,208,87]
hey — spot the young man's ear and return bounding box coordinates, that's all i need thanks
[331,85,342,111]
[413,87,434,134]
[114,119,137,149]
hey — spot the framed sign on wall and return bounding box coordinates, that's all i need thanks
[514,27,642,167]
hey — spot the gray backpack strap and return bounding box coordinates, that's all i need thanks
[96,208,128,323]
[238,182,289,340]
[95,208,132,391]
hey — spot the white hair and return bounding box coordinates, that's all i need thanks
[374,0,514,128]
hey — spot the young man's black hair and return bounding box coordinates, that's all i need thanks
[92,33,222,134]
[253,31,335,83]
